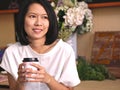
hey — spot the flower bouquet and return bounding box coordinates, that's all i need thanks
[50,0,93,41]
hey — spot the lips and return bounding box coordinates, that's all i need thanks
[32,28,42,33]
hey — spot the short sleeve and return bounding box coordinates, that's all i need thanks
[0,47,20,80]
[58,47,80,87]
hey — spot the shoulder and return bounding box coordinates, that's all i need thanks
[5,42,25,54]
[6,42,21,50]
[57,39,74,53]
[59,39,73,48]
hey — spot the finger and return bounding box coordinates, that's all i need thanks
[30,63,44,70]
[31,72,45,79]
[18,66,26,73]
[19,63,26,69]
[28,70,44,78]
[27,74,44,82]
[17,73,27,82]
[18,63,23,70]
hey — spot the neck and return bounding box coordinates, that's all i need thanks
[29,39,57,54]
[30,42,46,54]
[29,37,46,48]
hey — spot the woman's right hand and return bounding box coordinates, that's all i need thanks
[18,63,35,82]
[17,63,27,82]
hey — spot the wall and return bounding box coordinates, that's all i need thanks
[77,6,120,61]
[0,13,15,47]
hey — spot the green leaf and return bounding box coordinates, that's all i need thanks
[71,0,75,4]
[57,10,65,22]
[76,56,116,81]
[54,0,59,6]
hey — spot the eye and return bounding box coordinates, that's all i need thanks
[41,15,48,19]
[29,14,37,19]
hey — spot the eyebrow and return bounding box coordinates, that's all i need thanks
[27,12,48,15]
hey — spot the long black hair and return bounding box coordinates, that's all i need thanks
[16,0,58,45]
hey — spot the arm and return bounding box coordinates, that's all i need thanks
[7,73,24,90]
[7,73,16,90]
[47,76,74,90]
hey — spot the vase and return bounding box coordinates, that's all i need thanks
[66,33,77,58]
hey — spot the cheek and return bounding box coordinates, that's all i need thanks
[24,19,33,31]
[45,21,49,29]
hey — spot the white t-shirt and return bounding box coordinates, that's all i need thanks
[0,39,80,90]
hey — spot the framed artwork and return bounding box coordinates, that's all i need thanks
[91,31,120,67]
[91,31,120,78]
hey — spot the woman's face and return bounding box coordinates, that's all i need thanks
[24,3,49,41]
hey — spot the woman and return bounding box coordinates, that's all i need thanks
[0,0,80,90]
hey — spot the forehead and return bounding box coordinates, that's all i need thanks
[27,3,47,14]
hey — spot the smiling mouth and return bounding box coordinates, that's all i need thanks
[32,28,42,33]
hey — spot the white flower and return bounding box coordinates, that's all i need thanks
[64,7,85,27]
[51,2,56,7]
[78,1,88,9]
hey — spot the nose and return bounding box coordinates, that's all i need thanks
[34,17,43,26]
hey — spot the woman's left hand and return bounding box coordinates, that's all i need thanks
[20,63,52,84]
